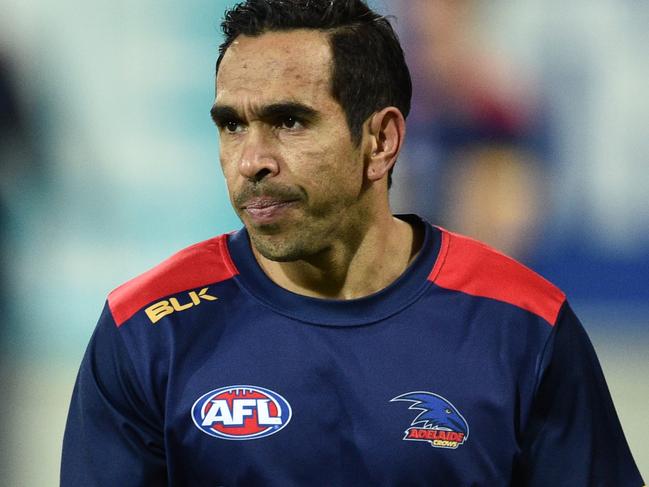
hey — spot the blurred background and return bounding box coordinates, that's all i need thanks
[1,0,647,484]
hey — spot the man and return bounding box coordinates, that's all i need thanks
[61,1,644,485]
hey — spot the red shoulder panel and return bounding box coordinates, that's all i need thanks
[428,229,565,326]
[108,234,239,327]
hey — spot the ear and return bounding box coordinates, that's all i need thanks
[365,107,406,183]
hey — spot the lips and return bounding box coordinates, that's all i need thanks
[241,196,299,224]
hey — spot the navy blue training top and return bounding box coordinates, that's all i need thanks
[61,217,644,486]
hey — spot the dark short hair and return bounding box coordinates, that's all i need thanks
[216,0,412,186]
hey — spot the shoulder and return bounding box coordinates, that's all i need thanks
[428,228,566,326]
[107,234,239,327]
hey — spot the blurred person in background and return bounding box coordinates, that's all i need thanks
[0,49,38,478]
[60,0,644,485]
[0,53,30,340]
[392,0,549,260]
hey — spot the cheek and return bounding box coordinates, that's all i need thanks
[219,143,238,180]
[303,146,362,197]
[218,141,231,169]
[218,147,240,200]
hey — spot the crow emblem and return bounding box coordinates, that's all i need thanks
[391,391,469,449]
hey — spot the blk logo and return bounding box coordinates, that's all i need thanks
[145,287,217,324]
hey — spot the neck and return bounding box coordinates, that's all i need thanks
[252,213,423,300]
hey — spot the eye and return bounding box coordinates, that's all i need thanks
[279,116,304,130]
[444,408,452,414]
[224,121,244,133]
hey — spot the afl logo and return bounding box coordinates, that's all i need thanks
[191,385,292,440]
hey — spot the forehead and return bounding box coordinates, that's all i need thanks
[216,30,334,107]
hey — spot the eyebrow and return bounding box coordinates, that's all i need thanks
[210,101,320,126]
[210,105,240,126]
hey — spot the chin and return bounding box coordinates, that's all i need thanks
[248,232,310,263]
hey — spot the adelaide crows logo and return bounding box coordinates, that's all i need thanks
[391,391,469,449]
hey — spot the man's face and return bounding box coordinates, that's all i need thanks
[214,30,369,262]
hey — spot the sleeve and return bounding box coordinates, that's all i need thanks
[513,302,645,486]
[60,302,167,486]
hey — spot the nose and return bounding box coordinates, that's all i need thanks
[238,130,280,182]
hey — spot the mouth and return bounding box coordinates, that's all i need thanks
[241,196,300,225]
